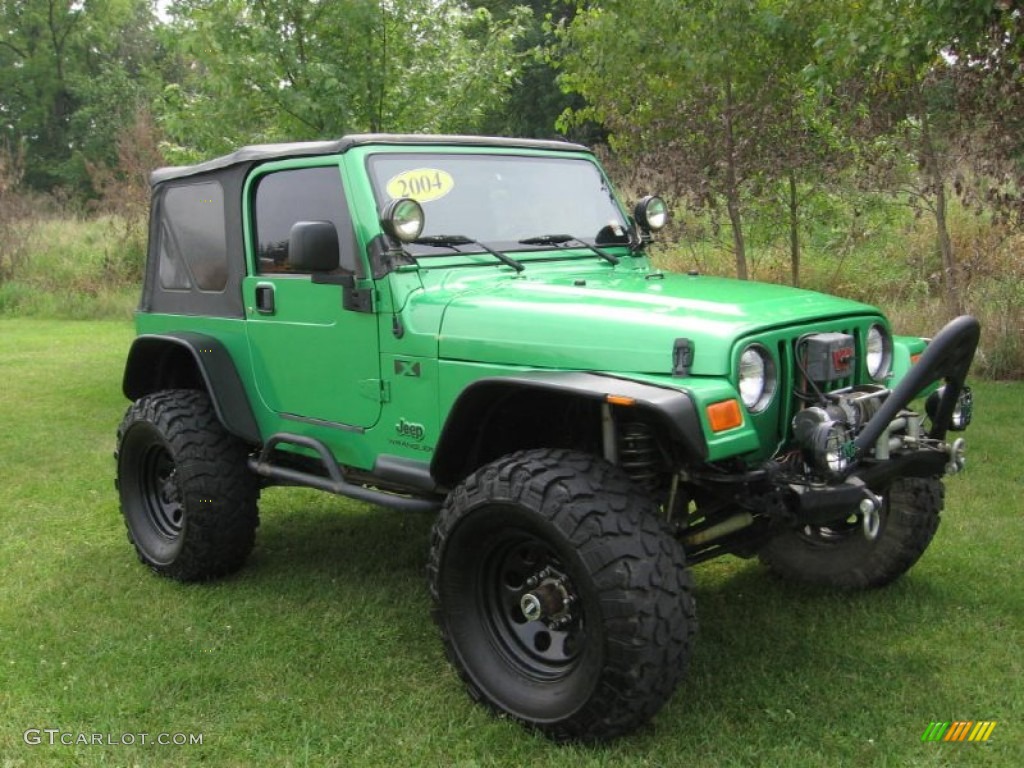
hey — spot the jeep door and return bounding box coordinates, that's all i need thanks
[243,162,382,429]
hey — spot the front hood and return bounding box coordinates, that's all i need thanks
[437,270,880,375]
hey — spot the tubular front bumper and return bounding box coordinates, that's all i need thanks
[789,315,979,526]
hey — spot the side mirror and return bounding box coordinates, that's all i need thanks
[288,221,340,272]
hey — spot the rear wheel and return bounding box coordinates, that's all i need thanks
[428,448,696,742]
[116,389,259,581]
[758,477,943,589]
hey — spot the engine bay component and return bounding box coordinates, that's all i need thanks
[801,333,856,383]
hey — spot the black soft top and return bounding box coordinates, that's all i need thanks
[149,134,590,186]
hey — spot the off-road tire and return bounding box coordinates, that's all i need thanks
[428,448,696,742]
[116,389,259,581]
[758,477,944,589]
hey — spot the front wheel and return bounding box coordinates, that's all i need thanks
[428,449,696,742]
[758,477,944,589]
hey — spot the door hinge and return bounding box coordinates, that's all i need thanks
[359,379,390,403]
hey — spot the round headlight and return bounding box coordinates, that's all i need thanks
[381,197,425,243]
[866,324,892,380]
[634,195,669,231]
[738,344,777,412]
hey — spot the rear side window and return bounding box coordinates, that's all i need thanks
[252,166,357,274]
[158,182,228,291]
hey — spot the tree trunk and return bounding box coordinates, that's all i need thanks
[921,113,961,315]
[933,176,960,314]
[788,170,800,287]
[725,188,747,280]
[722,81,748,280]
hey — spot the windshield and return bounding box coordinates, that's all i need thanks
[366,153,631,256]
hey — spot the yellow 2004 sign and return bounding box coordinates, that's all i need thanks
[386,168,454,203]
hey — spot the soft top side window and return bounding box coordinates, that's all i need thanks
[159,181,228,292]
[252,166,359,275]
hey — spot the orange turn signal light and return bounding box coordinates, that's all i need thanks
[707,399,743,432]
[911,354,922,365]
[606,394,636,406]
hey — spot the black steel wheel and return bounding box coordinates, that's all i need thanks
[758,477,944,589]
[428,448,696,742]
[478,528,586,679]
[116,389,259,581]
[135,433,185,541]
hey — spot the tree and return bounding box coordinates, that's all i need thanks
[555,0,834,280]
[808,0,1024,315]
[157,0,526,161]
[470,0,596,141]
[0,0,162,192]
[946,2,1024,227]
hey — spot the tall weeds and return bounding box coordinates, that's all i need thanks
[0,143,29,283]
[0,112,164,318]
[86,109,164,285]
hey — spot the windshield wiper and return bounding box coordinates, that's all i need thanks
[518,234,620,265]
[412,235,524,273]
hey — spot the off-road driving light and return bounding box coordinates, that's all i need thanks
[634,196,669,231]
[381,197,425,243]
[813,420,853,475]
[926,385,973,431]
[738,344,777,412]
[951,386,973,429]
[866,323,892,381]
[793,406,854,476]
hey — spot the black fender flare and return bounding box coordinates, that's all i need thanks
[122,332,261,444]
[431,371,708,487]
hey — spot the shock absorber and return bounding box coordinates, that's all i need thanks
[617,422,660,491]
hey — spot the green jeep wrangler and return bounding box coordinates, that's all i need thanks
[116,134,979,741]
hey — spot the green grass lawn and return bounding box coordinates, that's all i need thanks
[1,319,1021,767]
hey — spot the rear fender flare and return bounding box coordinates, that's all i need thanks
[122,333,260,444]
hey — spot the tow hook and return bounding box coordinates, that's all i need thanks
[946,437,967,475]
[859,490,883,541]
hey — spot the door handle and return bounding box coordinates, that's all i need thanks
[255,283,275,314]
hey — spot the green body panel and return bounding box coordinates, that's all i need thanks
[893,335,928,383]
[241,275,383,428]
[431,263,877,376]
[135,136,931,478]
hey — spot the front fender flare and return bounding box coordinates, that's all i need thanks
[431,371,707,487]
